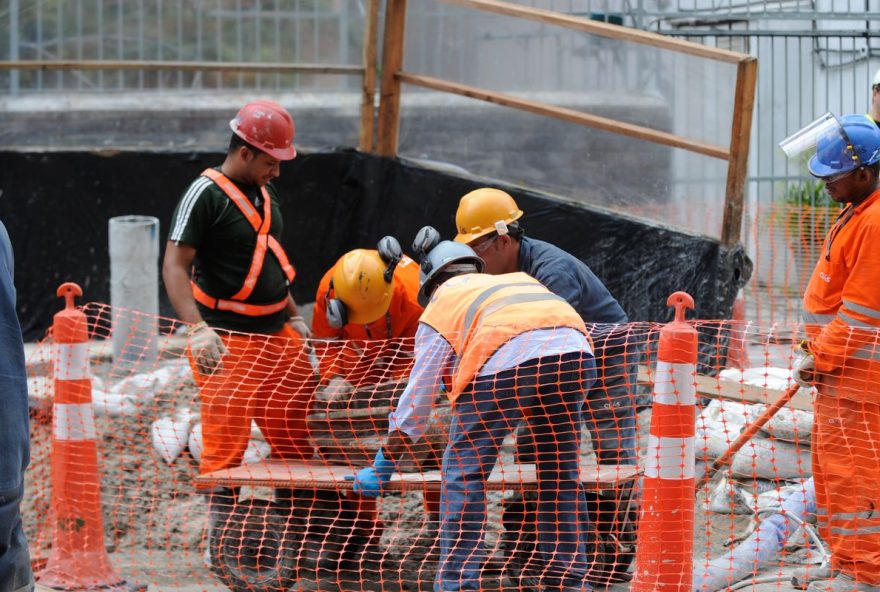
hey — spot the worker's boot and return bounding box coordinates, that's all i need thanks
[806,572,880,591]
[792,563,837,590]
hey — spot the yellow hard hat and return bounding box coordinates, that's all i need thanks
[331,249,394,324]
[454,188,523,244]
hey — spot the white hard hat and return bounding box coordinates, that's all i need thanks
[873,68,880,87]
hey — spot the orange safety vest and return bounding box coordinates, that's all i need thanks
[803,189,880,397]
[191,168,296,317]
[419,272,588,403]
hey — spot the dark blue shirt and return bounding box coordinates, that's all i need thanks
[0,220,33,591]
[518,236,628,327]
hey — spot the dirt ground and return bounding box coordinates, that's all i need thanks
[23,334,818,592]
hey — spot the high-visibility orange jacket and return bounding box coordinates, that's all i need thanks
[419,272,588,403]
[803,188,880,396]
[312,255,422,384]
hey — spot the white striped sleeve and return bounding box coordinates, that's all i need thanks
[169,176,213,243]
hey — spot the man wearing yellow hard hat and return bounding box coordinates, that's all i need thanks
[454,188,636,466]
[311,235,423,392]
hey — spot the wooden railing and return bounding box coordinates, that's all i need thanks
[375,0,757,247]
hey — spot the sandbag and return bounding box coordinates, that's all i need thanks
[730,435,811,480]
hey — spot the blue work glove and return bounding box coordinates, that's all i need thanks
[344,449,396,498]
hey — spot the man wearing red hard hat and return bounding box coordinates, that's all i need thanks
[162,100,315,560]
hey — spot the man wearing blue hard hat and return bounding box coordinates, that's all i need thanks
[780,113,880,592]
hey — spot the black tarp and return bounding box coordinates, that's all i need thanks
[0,148,750,342]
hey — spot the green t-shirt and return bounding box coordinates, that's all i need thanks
[168,170,291,334]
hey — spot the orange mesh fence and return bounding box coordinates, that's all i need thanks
[25,298,880,591]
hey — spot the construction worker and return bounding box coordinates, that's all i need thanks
[350,238,598,592]
[0,221,33,592]
[870,69,880,127]
[162,101,315,524]
[782,113,880,592]
[308,238,424,571]
[311,236,423,396]
[453,188,635,468]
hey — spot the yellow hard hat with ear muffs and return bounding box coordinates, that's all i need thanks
[325,236,404,328]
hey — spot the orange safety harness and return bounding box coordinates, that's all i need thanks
[190,168,296,316]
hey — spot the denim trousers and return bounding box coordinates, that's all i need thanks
[436,351,597,591]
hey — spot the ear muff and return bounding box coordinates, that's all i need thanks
[324,280,348,329]
[377,235,403,282]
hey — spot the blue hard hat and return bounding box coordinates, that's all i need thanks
[417,240,485,307]
[809,114,880,178]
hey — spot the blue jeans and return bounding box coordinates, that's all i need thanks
[436,351,597,591]
[0,485,32,592]
[516,331,637,467]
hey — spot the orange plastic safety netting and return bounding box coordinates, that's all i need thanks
[23,300,880,591]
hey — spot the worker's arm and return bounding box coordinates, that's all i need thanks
[810,222,880,373]
[348,323,453,497]
[162,241,203,324]
[285,294,311,338]
[162,240,227,373]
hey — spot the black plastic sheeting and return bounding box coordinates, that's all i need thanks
[0,148,751,345]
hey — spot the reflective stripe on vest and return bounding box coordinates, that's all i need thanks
[191,169,296,316]
[420,272,588,402]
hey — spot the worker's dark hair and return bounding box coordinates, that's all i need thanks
[228,132,262,156]
[868,162,880,177]
[507,221,525,240]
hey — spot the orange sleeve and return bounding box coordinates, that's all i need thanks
[310,266,350,382]
[391,257,424,339]
[311,266,343,340]
[811,221,880,373]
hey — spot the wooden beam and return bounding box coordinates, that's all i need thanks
[376,0,409,157]
[0,60,362,75]
[435,0,746,64]
[638,365,813,412]
[358,0,380,153]
[721,57,758,247]
[397,71,730,160]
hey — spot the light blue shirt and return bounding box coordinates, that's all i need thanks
[388,322,592,441]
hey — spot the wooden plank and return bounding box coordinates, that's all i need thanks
[376,0,409,157]
[195,459,639,493]
[0,60,362,75]
[435,0,746,64]
[638,365,813,412]
[358,0,380,152]
[721,57,758,247]
[397,72,730,160]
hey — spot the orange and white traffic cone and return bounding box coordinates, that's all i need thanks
[631,291,698,592]
[38,283,142,591]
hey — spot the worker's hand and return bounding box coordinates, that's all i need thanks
[189,322,228,375]
[344,449,396,498]
[793,343,816,388]
[288,315,312,339]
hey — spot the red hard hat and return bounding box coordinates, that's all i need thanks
[229,100,297,160]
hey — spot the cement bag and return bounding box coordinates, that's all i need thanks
[188,421,269,465]
[730,435,811,480]
[189,423,204,463]
[151,408,195,464]
[696,399,749,461]
[707,475,753,515]
[92,388,139,416]
[719,366,795,392]
[745,405,813,444]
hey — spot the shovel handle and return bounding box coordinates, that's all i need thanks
[695,383,801,492]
